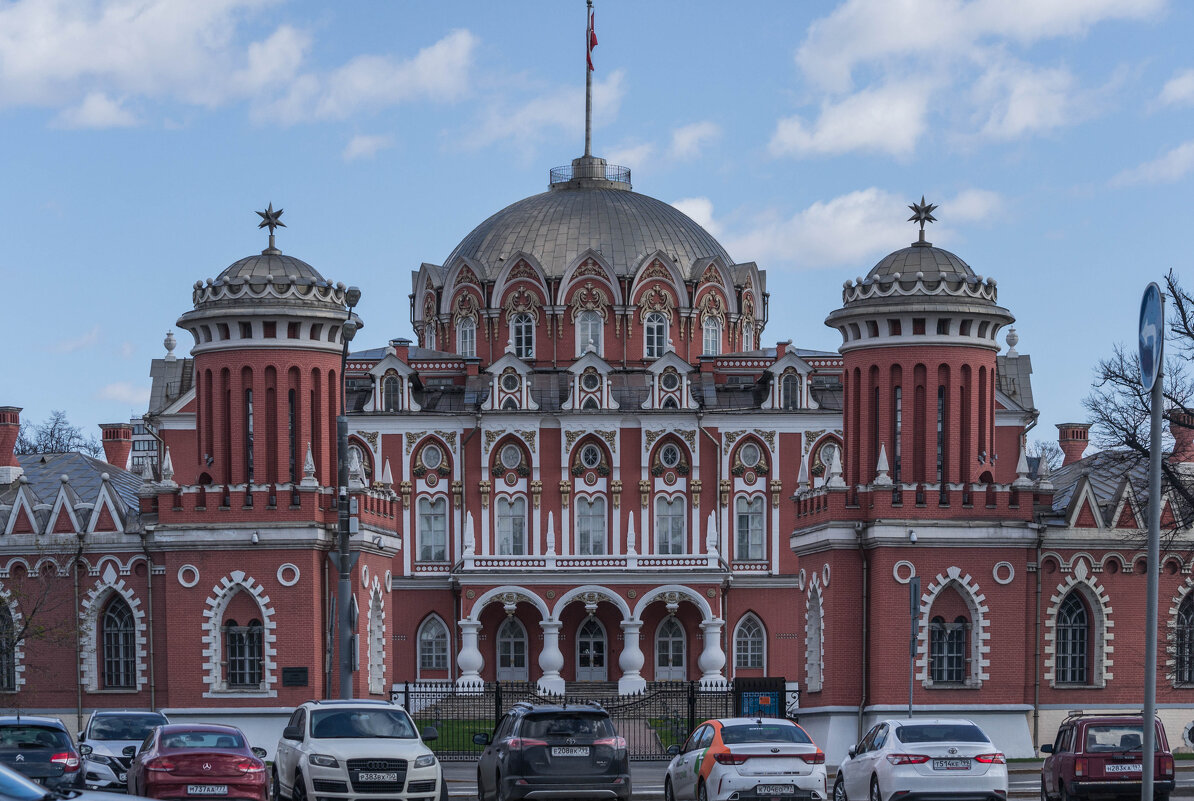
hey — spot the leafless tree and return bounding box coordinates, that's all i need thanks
[15,410,102,458]
[1027,439,1063,473]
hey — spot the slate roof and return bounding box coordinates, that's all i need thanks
[867,241,975,279]
[217,252,324,283]
[996,354,1034,411]
[15,453,142,511]
[148,357,194,415]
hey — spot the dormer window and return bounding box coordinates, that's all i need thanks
[512,313,534,359]
[382,375,401,412]
[645,312,667,359]
[576,310,603,356]
[781,372,800,410]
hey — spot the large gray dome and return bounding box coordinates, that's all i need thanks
[443,185,734,279]
[218,251,325,284]
[867,240,974,280]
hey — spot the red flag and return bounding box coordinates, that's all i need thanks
[587,10,598,71]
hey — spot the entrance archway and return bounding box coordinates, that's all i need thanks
[496,617,528,682]
[576,617,608,681]
[655,617,686,680]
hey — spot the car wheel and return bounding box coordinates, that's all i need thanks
[439,774,449,801]
[292,772,307,801]
[1040,777,1049,801]
[834,776,848,801]
[271,767,285,801]
[495,770,507,801]
[1057,783,1068,801]
[869,776,882,801]
[698,779,709,801]
[664,777,676,801]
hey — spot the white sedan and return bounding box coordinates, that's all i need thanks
[833,718,1007,801]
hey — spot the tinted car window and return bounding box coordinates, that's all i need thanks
[90,714,167,741]
[161,731,245,749]
[698,727,715,748]
[721,724,811,745]
[0,763,50,801]
[0,726,71,749]
[521,714,613,739]
[310,709,416,739]
[1084,725,1146,752]
[873,724,889,749]
[857,725,879,753]
[895,724,989,744]
[682,726,706,753]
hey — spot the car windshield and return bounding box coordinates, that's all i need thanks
[721,724,811,745]
[0,762,51,801]
[521,714,614,739]
[894,724,989,744]
[161,731,245,750]
[1085,725,1149,752]
[90,714,168,741]
[310,710,416,739]
[0,727,71,750]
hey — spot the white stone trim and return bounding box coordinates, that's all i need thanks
[1044,559,1113,688]
[79,565,147,692]
[366,578,386,695]
[201,571,277,698]
[0,583,26,691]
[178,565,200,588]
[992,562,1015,585]
[1166,576,1194,687]
[893,561,916,584]
[916,566,991,688]
[805,578,824,693]
[276,564,300,587]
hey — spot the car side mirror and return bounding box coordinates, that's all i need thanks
[472,733,491,746]
[666,744,680,756]
[123,746,137,758]
[78,744,93,757]
[848,746,857,758]
[1040,744,1054,754]
[421,727,439,742]
[282,726,304,741]
[251,747,267,759]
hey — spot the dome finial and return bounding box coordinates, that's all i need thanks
[907,195,937,245]
[256,203,286,254]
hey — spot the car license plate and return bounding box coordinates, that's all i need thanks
[550,746,590,757]
[932,758,971,770]
[1106,764,1142,773]
[357,772,398,782]
[756,785,794,795]
[187,785,228,795]
[118,773,127,783]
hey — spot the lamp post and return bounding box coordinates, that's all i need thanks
[334,286,362,699]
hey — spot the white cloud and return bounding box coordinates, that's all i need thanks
[120,342,136,359]
[50,326,101,353]
[948,188,1004,221]
[769,82,931,158]
[605,141,654,171]
[970,61,1082,139]
[668,121,720,160]
[671,197,723,239]
[233,24,311,96]
[1110,140,1194,186]
[97,382,151,406]
[1158,68,1194,108]
[343,134,394,162]
[53,91,136,128]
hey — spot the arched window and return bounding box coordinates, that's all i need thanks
[418,497,447,562]
[0,605,15,692]
[781,372,800,410]
[644,312,667,359]
[497,497,527,555]
[576,497,606,555]
[418,618,449,671]
[425,326,437,351]
[101,597,136,689]
[1057,593,1089,684]
[703,318,722,356]
[735,615,764,669]
[929,615,968,683]
[457,318,476,359]
[382,376,401,412]
[224,618,263,688]
[512,313,534,359]
[1178,596,1194,684]
[735,496,765,561]
[656,618,685,680]
[576,310,603,356]
[496,618,528,681]
[655,496,685,554]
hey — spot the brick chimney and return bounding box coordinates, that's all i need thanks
[1170,412,1194,464]
[1057,422,1091,466]
[0,407,21,483]
[99,423,134,469]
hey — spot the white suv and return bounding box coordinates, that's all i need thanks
[273,699,445,801]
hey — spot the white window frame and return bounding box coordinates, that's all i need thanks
[497,497,527,555]
[702,318,722,356]
[418,497,447,562]
[735,614,765,670]
[457,318,476,359]
[644,312,667,359]
[576,310,603,356]
[576,496,607,555]
[735,496,765,561]
[512,313,535,359]
[654,496,685,555]
[418,617,449,673]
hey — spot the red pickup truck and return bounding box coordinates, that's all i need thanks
[1041,713,1175,801]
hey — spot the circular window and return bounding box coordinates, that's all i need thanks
[660,443,681,469]
[581,443,602,469]
[819,442,838,469]
[740,442,761,468]
[422,444,443,470]
[500,444,522,470]
[660,371,680,391]
[581,371,601,392]
[501,372,520,393]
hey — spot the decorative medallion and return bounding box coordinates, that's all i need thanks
[585,472,597,486]
[505,473,518,487]
[744,471,756,485]
[545,590,556,600]
[465,589,475,599]
[626,589,637,599]
[425,472,438,488]
[664,472,676,486]
[706,588,717,598]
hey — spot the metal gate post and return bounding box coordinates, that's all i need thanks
[687,681,696,736]
[404,681,411,710]
[494,682,503,727]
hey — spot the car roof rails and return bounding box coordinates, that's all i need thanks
[510,702,534,712]
[1061,710,1148,722]
[304,698,394,707]
[585,700,604,710]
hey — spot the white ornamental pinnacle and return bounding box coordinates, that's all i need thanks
[1013,445,1033,488]
[1036,450,1054,492]
[796,452,809,489]
[301,443,319,487]
[545,511,555,556]
[160,446,175,485]
[163,331,177,362]
[464,511,476,555]
[380,459,393,488]
[1005,327,1019,357]
[625,511,637,556]
[705,511,719,556]
[826,446,846,488]
[140,459,155,483]
[874,443,892,486]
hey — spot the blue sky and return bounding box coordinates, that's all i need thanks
[1,0,1191,452]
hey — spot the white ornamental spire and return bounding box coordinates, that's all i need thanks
[826,446,846,488]
[1014,444,1033,488]
[160,446,176,486]
[300,442,319,487]
[464,511,476,555]
[874,443,892,486]
[545,511,556,556]
[626,510,637,556]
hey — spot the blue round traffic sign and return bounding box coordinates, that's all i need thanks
[1139,282,1164,391]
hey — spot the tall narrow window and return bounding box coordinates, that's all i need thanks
[735,496,765,560]
[1179,596,1194,684]
[872,384,880,480]
[497,497,527,555]
[0,606,13,691]
[382,376,401,412]
[224,618,263,688]
[936,386,945,483]
[418,618,449,671]
[929,615,968,683]
[742,322,754,350]
[418,497,447,561]
[577,497,607,555]
[644,312,667,358]
[512,313,534,359]
[1056,593,1089,684]
[703,318,722,356]
[425,326,437,351]
[102,598,136,689]
[735,615,764,669]
[655,496,685,554]
[892,386,902,483]
[806,591,822,689]
[287,389,297,485]
[244,388,254,484]
[457,318,476,358]
[576,310,603,356]
[781,372,799,410]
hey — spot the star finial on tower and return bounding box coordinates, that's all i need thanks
[907,195,937,242]
[256,203,286,253]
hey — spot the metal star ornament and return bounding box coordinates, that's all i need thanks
[907,196,938,232]
[256,203,286,235]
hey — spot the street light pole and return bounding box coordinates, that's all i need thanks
[334,287,362,700]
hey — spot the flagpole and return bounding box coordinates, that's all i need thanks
[585,0,593,156]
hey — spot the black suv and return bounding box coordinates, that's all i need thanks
[473,702,631,801]
[0,716,83,791]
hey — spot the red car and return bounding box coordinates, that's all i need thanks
[126,724,268,801]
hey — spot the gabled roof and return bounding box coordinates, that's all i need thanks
[568,350,614,375]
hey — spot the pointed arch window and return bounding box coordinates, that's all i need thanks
[512,313,534,359]
[0,606,15,692]
[1056,593,1089,684]
[703,318,722,356]
[1178,596,1194,684]
[576,310,603,356]
[418,497,447,562]
[644,312,667,359]
[382,376,401,412]
[735,615,764,669]
[655,496,685,554]
[224,618,263,688]
[781,372,800,410]
[425,326,437,351]
[929,615,968,684]
[577,497,606,555]
[457,318,476,359]
[742,321,755,351]
[497,497,527,555]
[418,618,449,671]
[102,597,136,689]
[735,496,765,561]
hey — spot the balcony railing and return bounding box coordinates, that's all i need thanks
[549,163,631,185]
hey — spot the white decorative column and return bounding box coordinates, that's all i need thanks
[537,620,565,695]
[698,618,727,687]
[618,620,646,695]
[456,620,484,693]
